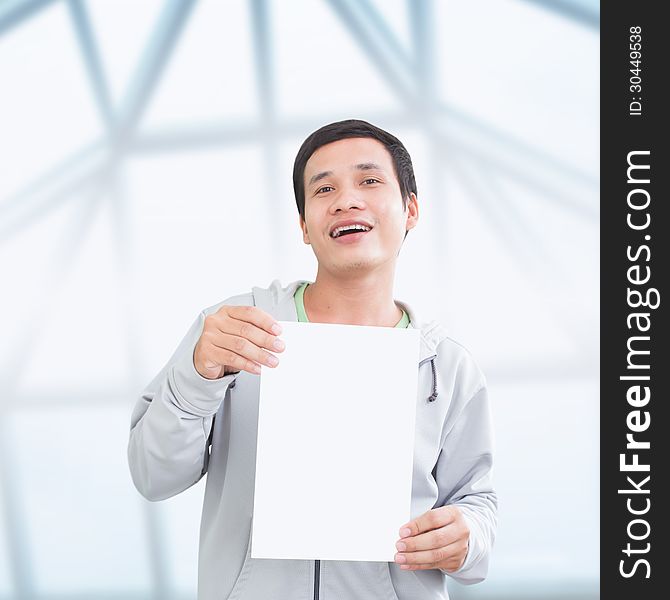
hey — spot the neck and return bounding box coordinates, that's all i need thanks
[304,265,402,326]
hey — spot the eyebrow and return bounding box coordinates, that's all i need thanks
[307,162,384,187]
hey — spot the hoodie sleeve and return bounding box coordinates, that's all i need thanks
[127,309,238,502]
[434,382,497,585]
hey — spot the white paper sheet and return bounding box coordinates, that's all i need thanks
[251,320,420,562]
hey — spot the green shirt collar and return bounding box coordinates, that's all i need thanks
[294,281,410,328]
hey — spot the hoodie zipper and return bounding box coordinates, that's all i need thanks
[313,559,320,600]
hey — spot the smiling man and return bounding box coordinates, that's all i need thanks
[128,119,497,600]
[297,135,414,328]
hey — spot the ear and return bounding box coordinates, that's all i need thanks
[404,193,419,232]
[299,214,311,245]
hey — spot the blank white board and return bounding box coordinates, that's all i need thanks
[252,320,421,561]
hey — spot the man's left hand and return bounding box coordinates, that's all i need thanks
[394,505,470,572]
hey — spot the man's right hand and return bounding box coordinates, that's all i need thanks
[193,306,285,379]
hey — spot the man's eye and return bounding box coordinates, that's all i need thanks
[316,186,334,194]
[363,178,380,185]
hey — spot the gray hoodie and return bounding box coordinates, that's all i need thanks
[128,279,497,600]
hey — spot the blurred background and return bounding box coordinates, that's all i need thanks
[0,0,599,598]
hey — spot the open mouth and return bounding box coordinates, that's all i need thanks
[329,223,373,239]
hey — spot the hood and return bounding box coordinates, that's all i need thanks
[252,279,448,402]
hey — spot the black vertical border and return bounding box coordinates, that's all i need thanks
[601,2,668,598]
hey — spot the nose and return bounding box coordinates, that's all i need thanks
[329,187,365,213]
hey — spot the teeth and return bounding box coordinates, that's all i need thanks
[331,223,371,238]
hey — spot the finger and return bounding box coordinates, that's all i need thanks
[206,345,264,375]
[207,312,284,356]
[395,543,459,566]
[398,563,436,571]
[219,310,285,354]
[210,332,280,368]
[398,560,464,572]
[399,506,456,538]
[395,525,458,553]
[226,305,283,337]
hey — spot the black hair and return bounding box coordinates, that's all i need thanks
[292,119,417,225]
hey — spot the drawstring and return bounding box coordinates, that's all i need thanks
[427,357,438,402]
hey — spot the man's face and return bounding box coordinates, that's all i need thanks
[299,137,418,275]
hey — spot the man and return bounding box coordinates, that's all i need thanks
[128,119,497,600]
